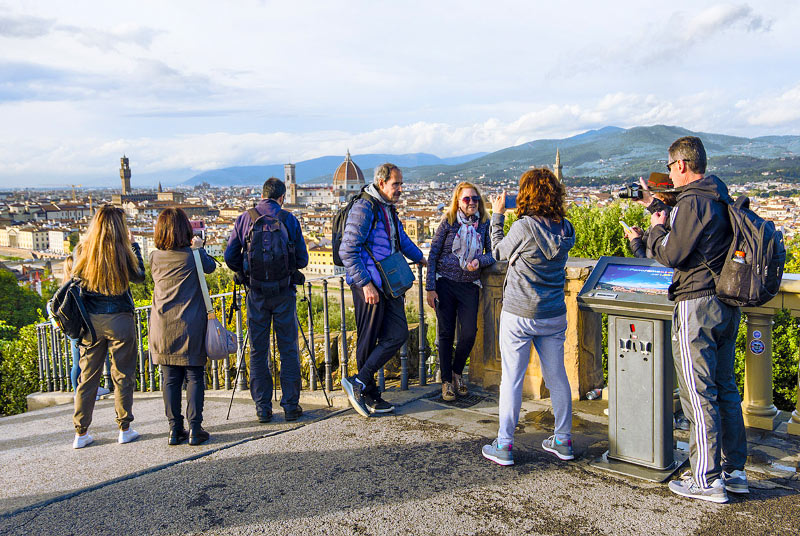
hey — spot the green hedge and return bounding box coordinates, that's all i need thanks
[0,324,40,416]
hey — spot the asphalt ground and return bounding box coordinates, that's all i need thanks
[1,387,799,535]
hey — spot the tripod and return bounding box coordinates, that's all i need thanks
[226,283,331,420]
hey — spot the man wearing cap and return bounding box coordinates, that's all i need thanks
[624,172,678,258]
[647,136,748,504]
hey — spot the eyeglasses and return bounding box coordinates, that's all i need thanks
[461,195,480,204]
[666,158,691,171]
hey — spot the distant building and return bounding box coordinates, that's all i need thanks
[112,156,158,205]
[303,247,345,277]
[285,151,367,207]
[554,148,563,182]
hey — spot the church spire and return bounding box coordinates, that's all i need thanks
[554,148,563,182]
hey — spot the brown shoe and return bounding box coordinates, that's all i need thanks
[452,373,469,396]
[442,381,456,401]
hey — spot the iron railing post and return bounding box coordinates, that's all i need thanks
[36,326,46,392]
[146,309,155,391]
[222,294,231,389]
[236,291,248,391]
[400,340,409,390]
[322,280,333,391]
[339,277,348,383]
[136,311,146,391]
[417,264,427,385]
[307,282,316,391]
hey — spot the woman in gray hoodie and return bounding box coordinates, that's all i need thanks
[481,168,576,466]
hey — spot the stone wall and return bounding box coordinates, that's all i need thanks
[469,259,603,400]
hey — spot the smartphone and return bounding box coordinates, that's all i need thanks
[619,221,633,234]
[504,194,517,209]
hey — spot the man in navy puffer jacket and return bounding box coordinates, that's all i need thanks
[339,163,426,416]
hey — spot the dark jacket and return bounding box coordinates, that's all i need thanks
[491,213,575,319]
[340,185,424,289]
[647,175,733,302]
[149,247,216,366]
[81,242,146,314]
[629,205,672,259]
[224,199,309,292]
[426,216,494,291]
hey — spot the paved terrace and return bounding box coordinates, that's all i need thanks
[2,385,799,535]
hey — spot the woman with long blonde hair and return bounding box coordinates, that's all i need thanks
[426,182,494,401]
[71,204,145,449]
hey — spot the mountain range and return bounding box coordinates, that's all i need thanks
[182,125,800,187]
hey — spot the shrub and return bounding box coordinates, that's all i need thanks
[0,323,41,415]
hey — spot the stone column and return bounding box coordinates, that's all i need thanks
[741,312,780,430]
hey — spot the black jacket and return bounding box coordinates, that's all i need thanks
[647,175,733,302]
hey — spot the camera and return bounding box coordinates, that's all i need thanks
[616,184,643,200]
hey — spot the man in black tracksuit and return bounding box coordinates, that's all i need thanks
[647,136,747,504]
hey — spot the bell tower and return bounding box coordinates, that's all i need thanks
[554,148,563,182]
[120,155,132,194]
[284,163,297,205]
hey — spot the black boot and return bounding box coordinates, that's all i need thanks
[168,427,189,446]
[188,425,210,446]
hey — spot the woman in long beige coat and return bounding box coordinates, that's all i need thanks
[149,208,216,445]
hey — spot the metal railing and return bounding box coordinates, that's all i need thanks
[36,265,436,394]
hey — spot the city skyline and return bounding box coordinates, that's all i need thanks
[1,1,799,185]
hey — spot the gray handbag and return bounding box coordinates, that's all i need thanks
[193,249,237,360]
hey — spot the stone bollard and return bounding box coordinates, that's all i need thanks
[741,312,780,430]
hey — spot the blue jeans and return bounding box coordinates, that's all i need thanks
[498,311,571,444]
[246,288,302,413]
[69,337,81,391]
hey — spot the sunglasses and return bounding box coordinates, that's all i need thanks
[666,158,691,171]
[461,195,480,204]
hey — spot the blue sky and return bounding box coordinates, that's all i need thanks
[1,1,799,185]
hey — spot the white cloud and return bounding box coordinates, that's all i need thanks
[737,83,800,127]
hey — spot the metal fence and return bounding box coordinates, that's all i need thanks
[36,265,436,395]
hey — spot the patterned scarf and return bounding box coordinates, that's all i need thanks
[452,210,482,269]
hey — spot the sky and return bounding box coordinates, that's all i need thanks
[1,0,799,186]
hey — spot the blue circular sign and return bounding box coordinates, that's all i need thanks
[750,340,765,355]
[753,330,762,339]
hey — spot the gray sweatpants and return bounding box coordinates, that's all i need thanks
[672,295,747,488]
[498,311,572,444]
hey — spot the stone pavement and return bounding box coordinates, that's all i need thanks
[1,385,799,535]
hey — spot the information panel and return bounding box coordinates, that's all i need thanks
[578,257,675,319]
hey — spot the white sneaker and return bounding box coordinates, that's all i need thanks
[96,386,110,398]
[73,433,94,449]
[118,428,139,444]
[723,469,749,494]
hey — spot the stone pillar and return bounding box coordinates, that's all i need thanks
[787,364,800,436]
[741,312,780,430]
[469,260,603,400]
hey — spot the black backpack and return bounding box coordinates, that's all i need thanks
[244,208,298,295]
[710,196,786,307]
[332,187,384,267]
[47,278,96,345]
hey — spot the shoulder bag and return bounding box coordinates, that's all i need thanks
[193,249,237,360]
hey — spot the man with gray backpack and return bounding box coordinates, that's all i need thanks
[224,177,309,423]
[647,136,785,503]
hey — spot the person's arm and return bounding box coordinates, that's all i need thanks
[224,215,246,274]
[476,220,496,267]
[425,220,447,291]
[490,213,526,262]
[198,248,217,274]
[647,198,704,268]
[647,197,668,214]
[292,217,309,270]
[397,218,424,263]
[128,242,146,283]
[339,200,374,288]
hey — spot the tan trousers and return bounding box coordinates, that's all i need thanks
[73,312,137,434]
